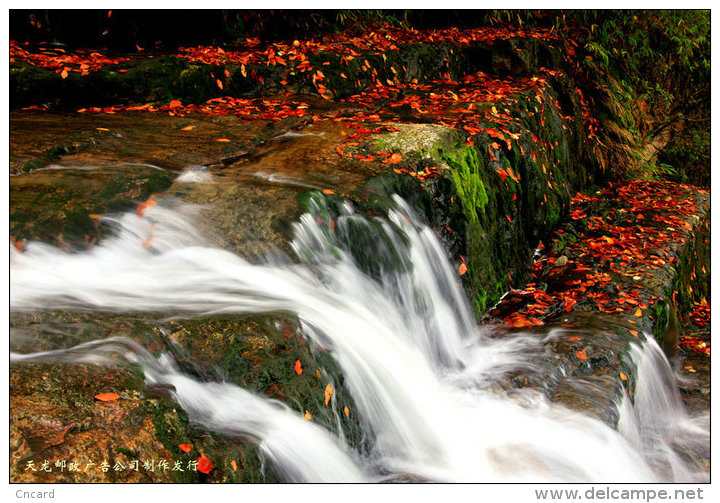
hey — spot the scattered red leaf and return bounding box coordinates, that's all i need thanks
[197,454,213,474]
[324,383,333,406]
[94,392,120,402]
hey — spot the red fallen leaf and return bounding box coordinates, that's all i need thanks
[294,359,302,375]
[322,189,335,195]
[60,69,68,79]
[224,69,231,78]
[324,383,333,406]
[564,298,577,312]
[568,336,581,341]
[216,138,231,142]
[384,153,402,164]
[181,125,195,131]
[628,330,639,338]
[458,263,468,276]
[197,453,212,474]
[231,460,238,472]
[304,410,312,420]
[136,199,157,217]
[94,392,120,402]
[505,313,535,328]
[168,99,182,108]
[634,308,643,317]
[619,372,628,381]
[179,444,192,453]
[575,351,588,360]
[216,79,223,89]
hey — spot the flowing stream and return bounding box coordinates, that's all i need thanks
[9,196,709,483]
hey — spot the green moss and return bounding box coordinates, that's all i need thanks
[441,144,488,224]
[546,194,561,227]
[474,288,488,314]
[652,300,669,345]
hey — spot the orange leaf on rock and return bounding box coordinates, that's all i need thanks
[168,99,182,109]
[344,406,350,417]
[505,313,535,328]
[181,125,195,131]
[458,263,467,276]
[386,153,402,164]
[294,359,303,375]
[324,383,333,406]
[575,351,588,360]
[634,308,642,317]
[322,189,335,195]
[197,453,213,474]
[216,79,223,89]
[60,69,68,79]
[231,460,238,472]
[629,329,639,338]
[94,392,120,402]
[179,443,192,453]
[216,138,231,142]
[619,372,628,381]
[304,410,312,420]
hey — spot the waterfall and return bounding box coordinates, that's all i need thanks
[10,197,709,482]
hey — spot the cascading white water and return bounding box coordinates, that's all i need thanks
[617,339,709,481]
[10,197,709,482]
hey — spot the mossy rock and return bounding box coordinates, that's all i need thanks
[10,165,172,248]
